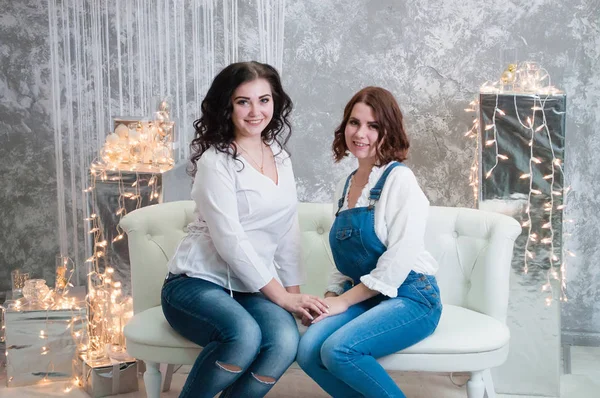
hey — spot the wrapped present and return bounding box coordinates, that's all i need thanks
[78,354,138,397]
[3,287,87,387]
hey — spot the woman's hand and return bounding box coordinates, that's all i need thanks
[301,284,379,326]
[309,296,349,324]
[261,279,328,320]
[282,293,329,321]
[302,291,338,326]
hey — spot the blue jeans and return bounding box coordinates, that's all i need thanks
[161,274,299,398]
[297,273,442,398]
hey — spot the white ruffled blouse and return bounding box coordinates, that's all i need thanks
[326,162,439,298]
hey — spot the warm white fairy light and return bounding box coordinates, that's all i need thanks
[12,161,160,392]
[2,111,170,391]
[465,102,481,207]
[466,62,572,305]
[112,234,125,243]
[101,100,175,173]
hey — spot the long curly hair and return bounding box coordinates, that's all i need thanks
[188,61,293,176]
[332,86,410,165]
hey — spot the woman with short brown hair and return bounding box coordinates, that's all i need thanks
[297,86,442,398]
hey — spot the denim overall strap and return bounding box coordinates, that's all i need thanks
[368,162,404,206]
[336,170,357,216]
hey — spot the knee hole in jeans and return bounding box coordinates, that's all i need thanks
[215,361,242,373]
[251,373,276,385]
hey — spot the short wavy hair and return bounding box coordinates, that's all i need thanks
[188,61,293,176]
[332,86,409,164]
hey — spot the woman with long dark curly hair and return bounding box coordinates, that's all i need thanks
[161,61,328,398]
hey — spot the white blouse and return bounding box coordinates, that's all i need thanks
[326,162,438,298]
[167,143,305,292]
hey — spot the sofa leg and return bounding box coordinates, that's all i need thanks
[144,361,162,398]
[482,368,496,398]
[467,371,485,398]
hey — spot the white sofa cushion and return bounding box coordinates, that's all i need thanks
[402,305,509,354]
[125,306,197,349]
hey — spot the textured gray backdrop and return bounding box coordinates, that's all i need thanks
[1,0,599,396]
[280,0,600,355]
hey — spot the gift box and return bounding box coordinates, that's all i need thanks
[3,287,87,387]
[77,354,138,397]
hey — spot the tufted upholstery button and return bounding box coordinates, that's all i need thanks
[317,227,325,235]
[183,226,189,233]
[452,231,459,238]
[146,234,152,240]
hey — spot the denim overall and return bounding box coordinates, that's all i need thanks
[329,163,396,287]
[330,162,441,299]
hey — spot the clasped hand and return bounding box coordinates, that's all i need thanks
[301,295,349,326]
[283,293,330,322]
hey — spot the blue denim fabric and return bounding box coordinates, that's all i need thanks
[161,274,299,398]
[297,162,442,398]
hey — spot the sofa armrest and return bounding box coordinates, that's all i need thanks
[120,201,195,314]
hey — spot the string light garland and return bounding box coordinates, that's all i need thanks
[56,162,155,392]
[0,160,150,390]
[4,103,169,391]
[50,97,173,392]
[70,99,172,388]
[101,99,175,173]
[76,98,172,377]
[466,61,573,305]
[83,163,153,357]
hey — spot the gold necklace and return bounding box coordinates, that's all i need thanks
[237,142,265,174]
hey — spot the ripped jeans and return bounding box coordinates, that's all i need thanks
[161,274,299,398]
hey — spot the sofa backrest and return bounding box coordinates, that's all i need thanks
[120,200,520,323]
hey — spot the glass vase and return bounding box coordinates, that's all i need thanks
[22,279,51,302]
[55,255,69,291]
[10,269,29,297]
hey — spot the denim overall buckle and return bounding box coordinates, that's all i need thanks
[367,198,376,210]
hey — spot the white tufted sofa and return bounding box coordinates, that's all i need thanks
[121,201,520,398]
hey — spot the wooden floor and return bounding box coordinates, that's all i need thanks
[1,347,599,397]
